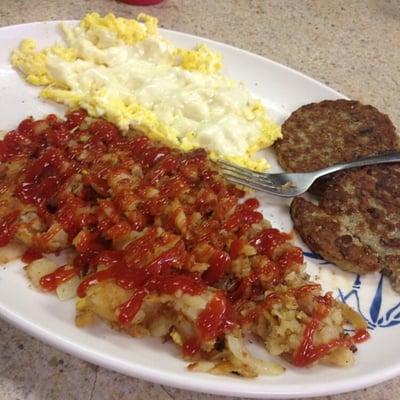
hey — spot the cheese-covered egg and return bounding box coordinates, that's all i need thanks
[11,12,281,170]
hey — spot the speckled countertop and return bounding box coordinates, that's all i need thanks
[0,1,399,399]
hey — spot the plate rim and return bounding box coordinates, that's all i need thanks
[0,19,397,399]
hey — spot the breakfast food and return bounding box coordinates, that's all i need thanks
[279,99,400,289]
[275,99,399,173]
[291,198,380,275]
[0,110,368,375]
[291,164,400,292]
[11,13,281,171]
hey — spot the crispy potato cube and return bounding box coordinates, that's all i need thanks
[25,258,58,289]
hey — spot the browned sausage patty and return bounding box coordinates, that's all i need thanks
[291,197,380,275]
[291,164,400,291]
[275,100,399,172]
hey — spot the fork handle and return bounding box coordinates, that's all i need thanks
[315,152,400,177]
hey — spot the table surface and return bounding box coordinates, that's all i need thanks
[0,0,399,399]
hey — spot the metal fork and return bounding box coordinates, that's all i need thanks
[219,152,400,197]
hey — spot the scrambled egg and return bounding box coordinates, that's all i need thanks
[11,12,281,170]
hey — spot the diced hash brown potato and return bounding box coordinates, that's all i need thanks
[25,258,58,289]
[0,110,369,377]
[56,275,81,301]
[81,281,132,324]
[0,242,25,264]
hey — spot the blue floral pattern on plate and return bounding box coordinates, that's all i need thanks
[304,251,400,330]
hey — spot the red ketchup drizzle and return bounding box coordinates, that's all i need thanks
[66,109,87,129]
[131,240,187,280]
[230,249,304,301]
[249,228,291,257]
[146,146,171,167]
[270,248,304,284]
[146,274,203,295]
[129,135,150,154]
[123,228,158,267]
[0,118,37,161]
[78,232,157,293]
[116,267,151,291]
[106,221,132,240]
[77,267,118,297]
[223,210,263,231]
[45,123,71,147]
[84,168,110,198]
[89,119,119,145]
[182,336,201,357]
[243,198,260,210]
[229,238,246,259]
[114,242,189,322]
[277,248,304,270]
[161,175,186,198]
[202,250,231,284]
[118,289,147,325]
[39,266,77,291]
[0,210,20,246]
[57,199,97,238]
[46,114,58,126]
[22,247,43,263]
[291,284,321,298]
[75,250,125,290]
[118,274,204,326]
[16,148,66,210]
[18,118,35,137]
[142,196,168,216]
[77,240,189,323]
[292,300,370,367]
[197,293,235,341]
[0,132,20,161]
[92,250,125,268]
[72,231,110,275]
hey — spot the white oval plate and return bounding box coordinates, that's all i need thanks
[1,21,400,399]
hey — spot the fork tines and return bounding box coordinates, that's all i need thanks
[217,160,282,193]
